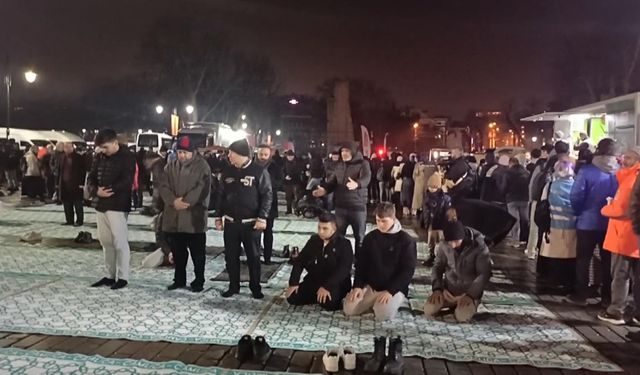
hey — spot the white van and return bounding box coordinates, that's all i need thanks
[38,130,87,149]
[5,128,53,151]
[136,131,173,153]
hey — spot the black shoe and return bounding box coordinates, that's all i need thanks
[167,283,185,291]
[80,232,93,244]
[91,277,115,287]
[282,245,290,258]
[364,336,386,373]
[74,222,83,227]
[253,336,271,364]
[288,247,299,265]
[383,336,404,375]
[221,289,239,298]
[110,280,128,290]
[190,282,204,293]
[422,254,435,267]
[252,290,264,300]
[236,335,254,362]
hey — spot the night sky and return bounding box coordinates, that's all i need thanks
[2,0,639,118]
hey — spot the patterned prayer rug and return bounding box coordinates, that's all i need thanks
[0,348,313,374]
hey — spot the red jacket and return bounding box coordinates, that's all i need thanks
[601,164,640,258]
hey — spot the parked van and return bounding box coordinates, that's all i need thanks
[5,128,53,151]
[136,131,173,153]
[38,130,87,150]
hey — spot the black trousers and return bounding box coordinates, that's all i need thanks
[575,229,611,302]
[62,198,84,225]
[284,184,301,213]
[168,232,206,288]
[262,218,275,262]
[287,281,348,311]
[224,221,262,293]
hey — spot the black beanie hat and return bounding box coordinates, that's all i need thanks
[443,220,465,241]
[228,139,251,157]
[176,135,196,152]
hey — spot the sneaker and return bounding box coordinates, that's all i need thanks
[91,277,115,287]
[221,289,239,298]
[322,347,340,373]
[565,294,588,307]
[190,283,204,293]
[597,311,625,325]
[110,279,128,290]
[341,346,356,371]
[252,290,264,300]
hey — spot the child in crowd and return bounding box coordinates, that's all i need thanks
[420,173,451,266]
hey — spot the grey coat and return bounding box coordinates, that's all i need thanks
[158,154,212,233]
[432,227,492,300]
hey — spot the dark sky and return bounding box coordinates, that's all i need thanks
[2,0,639,118]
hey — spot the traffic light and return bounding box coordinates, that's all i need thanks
[377,147,386,157]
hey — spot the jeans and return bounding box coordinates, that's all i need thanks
[335,207,367,251]
[575,230,611,302]
[507,201,529,242]
[378,181,386,202]
[223,221,262,293]
[4,169,18,191]
[262,218,275,262]
[526,201,539,255]
[62,198,84,225]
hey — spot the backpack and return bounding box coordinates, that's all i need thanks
[531,165,552,201]
[534,182,552,234]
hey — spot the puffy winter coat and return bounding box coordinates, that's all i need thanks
[323,152,371,211]
[86,145,136,213]
[601,164,640,258]
[570,155,619,231]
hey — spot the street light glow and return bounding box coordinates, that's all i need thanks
[241,122,248,130]
[185,105,194,114]
[24,70,37,83]
[275,129,282,136]
[241,114,247,120]
[531,136,538,142]
[137,129,143,134]
[413,122,419,129]
[155,105,164,114]
[288,99,299,105]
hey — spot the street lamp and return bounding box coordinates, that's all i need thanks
[241,122,248,130]
[412,123,419,151]
[5,68,38,137]
[185,105,194,115]
[275,129,282,136]
[241,114,247,121]
[288,98,299,105]
[531,136,538,143]
[155,105,164,114]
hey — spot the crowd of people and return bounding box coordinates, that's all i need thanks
[3,128,640,343]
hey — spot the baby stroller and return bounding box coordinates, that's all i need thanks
[295,192,326,219]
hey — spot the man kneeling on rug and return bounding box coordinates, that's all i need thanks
[424,209,492,322]
[344,202,417,321]
[286,212,354,311]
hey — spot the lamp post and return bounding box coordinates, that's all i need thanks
[412,122,419,152]
[4,67,38,138]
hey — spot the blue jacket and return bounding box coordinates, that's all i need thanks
[549,177,576,230]
[570,156,619,231]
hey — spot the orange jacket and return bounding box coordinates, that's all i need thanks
[601,164,640,258]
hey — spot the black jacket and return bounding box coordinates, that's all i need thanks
[354,224,417,296]
[87,145,136,212]
[289,233,353,291]
[6,148,22,170]
[216,160,273,221]
[421,190,452,230]
[308,157,325,179]
[400,161,415,179]
[284,158,303,185]
[500,164,530,202]
[480,164,507,203]
[59,152,88,201]
[264,160,283,218]
[322,152,371,211]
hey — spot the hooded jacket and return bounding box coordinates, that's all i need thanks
[322,143,371,211]
[570,155,619,231]
[602,163,640,258]
[159,154,212,233]
[500,164,530,202]
[86,145,136,213]
[432,227,492,300]
[353,220,417,296]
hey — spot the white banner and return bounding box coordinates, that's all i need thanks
[361,125,371,157]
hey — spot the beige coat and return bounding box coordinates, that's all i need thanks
[392,164,404,192]
[541,229,577,259]
[412,163,427,210]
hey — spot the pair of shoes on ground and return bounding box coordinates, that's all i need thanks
[74,231,93,244]
[91,277,128,290]
[363,336,404,374]
[221,288,264,300]
[167,282,204,293]
[322,346,356,373]
[236,334,271,363]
